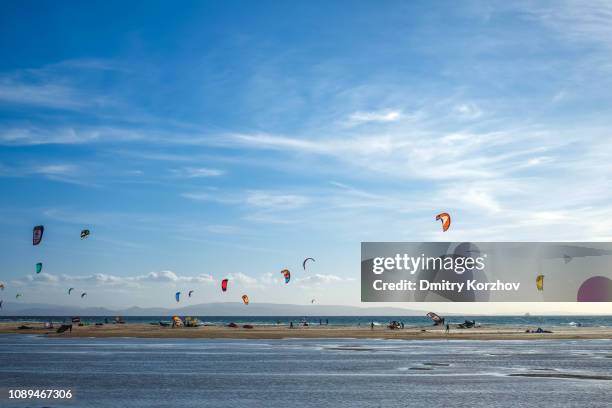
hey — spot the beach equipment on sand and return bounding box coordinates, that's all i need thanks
[33,225,44,245]
[242,294,249,305]
[426,312,444,325]
[435,212,451,232]
[172,316,183,327]
[221,279,228,292]
[303,257,315,270]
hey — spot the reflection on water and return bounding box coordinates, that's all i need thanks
[0,335,610,407]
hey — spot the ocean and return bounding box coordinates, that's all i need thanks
[0,335,610,407]
[1,315,611,327]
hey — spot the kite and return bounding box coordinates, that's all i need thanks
[311,299,315,304]
[435,213,451,232]
[81,292,87,298]
[280,269,290,284]
[36,262,43,274]
[175,292,181,302]
[242,294,249,305]
[563,254,572,264]
[33,225,44,245]
[221,279,228,292]
[80,229,90,240]
[16,293,22,299]
[68,288,74,295]
[303,257,315,270]
[0,300,2,309]
[536,275,544,291]
[188,290,194,298]
[0,282,5,290]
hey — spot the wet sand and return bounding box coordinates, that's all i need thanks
[1,322,611,340]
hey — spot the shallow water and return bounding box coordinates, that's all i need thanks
[0,335,610,407]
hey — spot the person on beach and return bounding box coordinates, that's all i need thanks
[371,321,374,330]
[400,322,404,329]
[290,321,294,329]
[445,323,450,333]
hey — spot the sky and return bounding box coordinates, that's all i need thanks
[0,1,611,314]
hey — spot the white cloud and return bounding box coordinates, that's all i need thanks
[227,272,260,287]
[14,271,214,287]
[452,103,482,120]
[0,78,86,110]
[295,274,352,286]
[245,191,308,209]
[348,110,403,124]
[34,164,79,176]
[174,167,225,178]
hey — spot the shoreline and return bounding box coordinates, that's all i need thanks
[1,322,610,340]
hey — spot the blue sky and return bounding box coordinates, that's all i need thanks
[1,1,611,313]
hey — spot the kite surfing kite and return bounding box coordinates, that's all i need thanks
[36,263,43,274]
[175,292,181,302]
[33,225,44,245]
[303,257,315,270]
[81,292,87,298]
[426,312,444,325]
[536,275,544,291]
[0,300,2,309]
[68,288,74,295]
[242,294,249,305]
[16,293,22,299]
[280,269,290,284]
[311,299,316,304]
[0,282,4,290]
[563,254,572,264]
[188,290,194,298]
[221,279,228,292]
[435,213,451,232]
[80,229,90,240]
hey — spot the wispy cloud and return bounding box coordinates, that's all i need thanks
[348,109,403,124]
[174,167,225,178]
[245,191,308,209]
[452,103,482,120]
[15,270,215,288]
[295,274,353,286]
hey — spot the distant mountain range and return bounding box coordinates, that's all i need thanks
[0,301,427,316]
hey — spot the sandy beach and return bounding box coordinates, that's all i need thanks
[1,322,610,340]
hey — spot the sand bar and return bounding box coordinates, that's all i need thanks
[1,322,610,340]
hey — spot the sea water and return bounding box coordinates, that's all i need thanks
[0,335,610,407]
